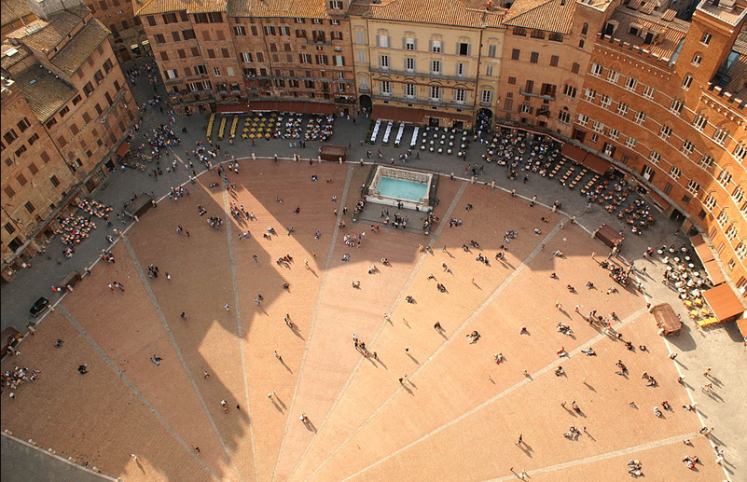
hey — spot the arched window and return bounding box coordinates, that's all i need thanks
[581,23,589,36]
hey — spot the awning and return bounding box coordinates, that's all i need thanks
[216,104,251,114]
[561,143,587,163]
[703,283,745,321]
[304,102,335,115]
[737,317,747,339]
[690,234,715,263]
[114,141,130,157]
[582,153,612,175]
[320,145,346,162]
[651,303,682,335]
[373,105,425,124]
[434,111,472,122]
[703,259,726,286]
[649,191,671,211]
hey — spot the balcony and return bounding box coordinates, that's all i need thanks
[369,67,477,83]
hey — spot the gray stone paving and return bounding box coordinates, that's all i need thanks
[2,56,744,481]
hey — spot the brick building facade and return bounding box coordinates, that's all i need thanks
[1,0,138,282]
[136,0,357,115]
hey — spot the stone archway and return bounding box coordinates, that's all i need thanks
[359,95,372,113]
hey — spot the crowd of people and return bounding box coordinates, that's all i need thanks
[2,366,40,399]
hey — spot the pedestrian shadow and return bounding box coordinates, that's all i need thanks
[401,383,413,395]
[302,419,317,433]
[306,268,319,278]
[289,324,305,341]
[518,442,534,458]
[279,359,293,374]
[705,391,725,403]
[271,398,284,413]
[436,329,447,340]
[709,376,724,387]
[583,381,596,392]
[406,352,420,365]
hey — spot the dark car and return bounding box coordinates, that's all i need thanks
[29,297,50,317]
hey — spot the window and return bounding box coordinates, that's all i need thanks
[563,84,577,98]
[431,60,441,74]
[530,52,539,64]
[457,42,470,56]
[486,65,494,76]
[488,44,497,58]
[213,67,221,76]
[704,194,717,211]
[264,25,276,35]
[17,118,31,132]
[196,64,207,75]
[295,18,306,23]
[624,77,637,91]
[670,166,682,180]
[548,33,563,42]
[456,63,465,77]
[166,69,178,79]
[405,38,416,50]
[242,52,253,63]
[592,120,604,133]
[625,137,637,148]
[726,224,738,241]
[4,223,16,234]
[699,154,714,169]
[429,86,441,100]
[379,55,390,68]
[550,55,559,67]
[511,49,520,60]
[508,76,516,85]
[3,129,18,144]
[4,186,15,198]
[24,201,35,213]
[558,110,570,124]
[617,102,629,116]
[692,54,702,66]
[713,128,729,146]
[590,133,598,144]
[736,243,747,260]
[454,88,466,103]
[732,186,744,204]
[513,27,526,36]
[577,114,589,126]
[83,82,94,97]
[649,151,661,164]
[380,81,391,94]
[316,54,328,65]
[50,175,60,187]
[733,143,747,162]
[431,40,442,53]
[685,180,700,195]
[163,12,177,23]
[682,140,695,155]
[571,62,580,74]
[600,95,612,109]
[609,128,620,140]
[659,125,672,139]
[45,118,57,129]
[28,133,39,145]
[329,0,342,8]
[525,80,534,93]
[682,75,693,89]
[531,30,545,39]
[701,32,712,45]
[669,99,683,115]
[234,25,246,35]
[405,83,417,98]
[14,145,27,157]
[334,55,345,66]
[521,104,532,114]
[584,88,596,101]
[183,29,195,39]
[154,33,165,44]
[481,90,492,104]
[607,69,619,83]
[718,169,732,187]
[693,114,708,131]
[642,85,655,99]
[590,63,603,77]
[300,53,311,64]
[147,15,156,26]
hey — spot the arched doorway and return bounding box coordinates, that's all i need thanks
[476,108,493,138]
[359,95,372,114]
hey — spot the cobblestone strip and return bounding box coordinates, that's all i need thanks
[477,432,698,482]
[56,304,218,481]
[337,305,649,482]
[270,164,355,482]
[122,237,244,482]
[223,188,259,482]
[286,180,468,481]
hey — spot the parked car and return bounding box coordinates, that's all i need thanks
[29,297,50,317]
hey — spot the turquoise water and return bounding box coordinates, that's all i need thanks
[377,177,427,202]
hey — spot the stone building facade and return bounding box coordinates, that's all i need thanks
[1,0,138,281]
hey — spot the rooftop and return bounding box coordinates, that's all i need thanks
[5,5,89,54]
[603,1,691,60]
[49,18,109,75]
[134,0,187,15]
[1,0,34,28]
[695,0,747,26]
[0,42,32,70]
[503,0,577,34]
[348,0,504,28]
[12,64,77,121]
[227,0,332,19]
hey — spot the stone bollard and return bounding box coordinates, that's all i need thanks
[470,176,475,184]
[490,180,496,189]
[251,153,256,160]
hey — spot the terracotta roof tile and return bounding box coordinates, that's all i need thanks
[187,0,227,13]
[503,0,576,33]
[51,19,109,75]
[1,0,34,28]
[349,0,501,28]
[227,0,331,19]
[12,65,77,121]
[135,0,188,16]
[1,43,32,70]
[7,9,84,53]
[605,7,689,60]
[661,8,675,21]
